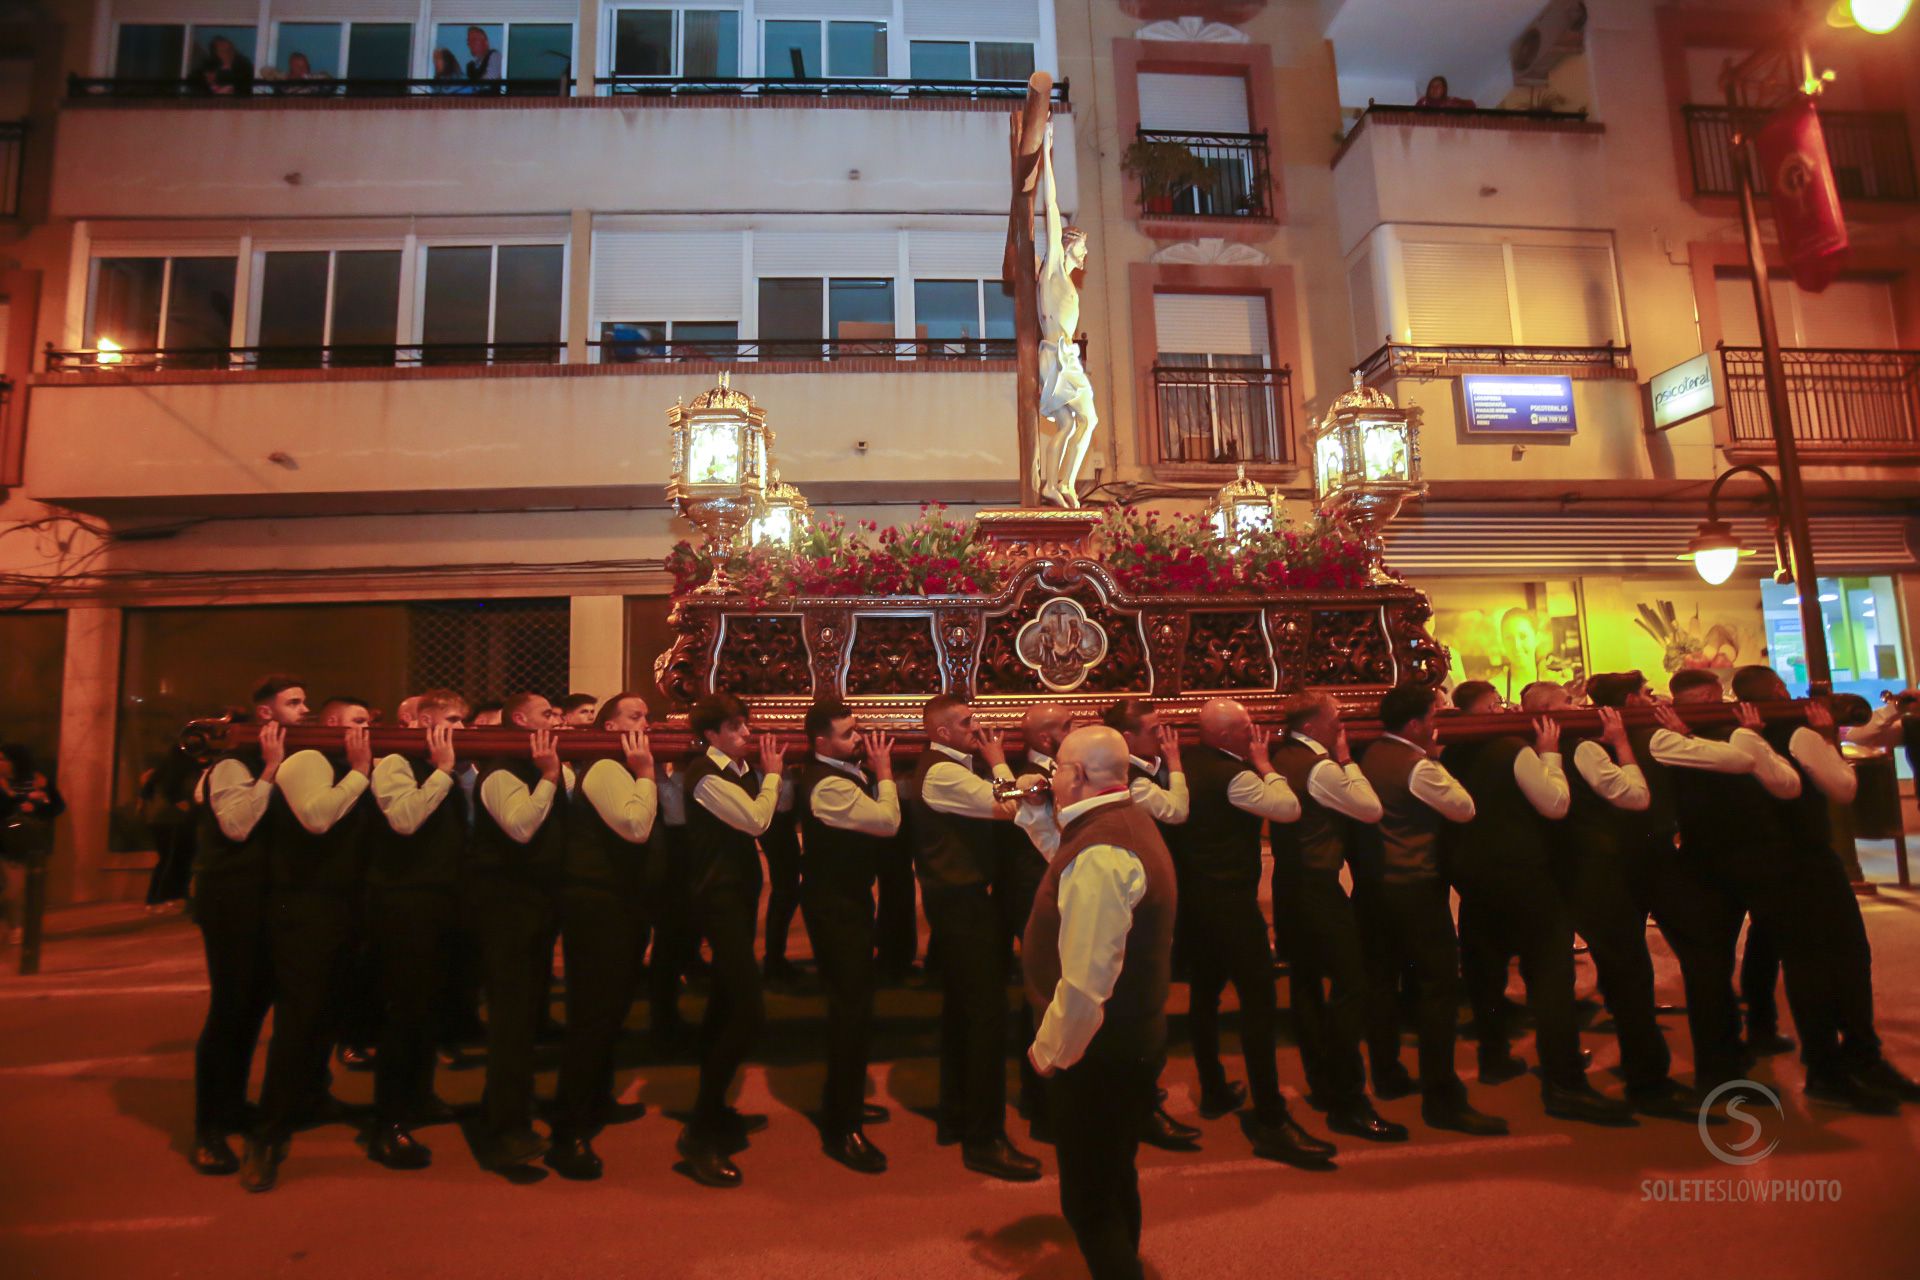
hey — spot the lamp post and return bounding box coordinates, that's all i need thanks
[1687,464,1793,585]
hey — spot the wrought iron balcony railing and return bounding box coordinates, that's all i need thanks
[1354,341,1632,381]
[595,76,1068,104]
[43,341,566,372]
[1153,362,1290,465]
[591,337,1017,362]
[1719,345,1920,455]
[1134,129,1273,220]
[67,74,572,100]
[1681,104,1918,201]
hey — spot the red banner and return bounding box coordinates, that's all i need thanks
[1755,94,1850,292]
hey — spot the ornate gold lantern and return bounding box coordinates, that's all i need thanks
[667,372,772,594]
[1206,464,1286,544]
[749,469,812,549]
[1310,372,1424,583]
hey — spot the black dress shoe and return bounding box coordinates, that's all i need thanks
[962,1134,1043,1182]
[338,1044,376,1071]
[1746,1031,1796,1058]
[412,1095,459,1127]
[1421,1098,1509,1136]
[1478,1052,1529,1085]
[1545,1081,1638,1127]
[1854,1058,1920,1103]
[488,1126,549,1169]
[822,1129,888,1174]
[368,1124,433,1170]
[238,1137,285,1193]
[1245,1113,1337,1167]
[1140,1106,1201,1151]
[860,1102,891,1125]
[1197,1080,1248,1119]
[190,1133,240,1176]
[1622,1079,1698,1122]
[1805,1071,1901,1115]
[544,1135,604,1181]
[1371,1070,1419,1101]
[677,1129,743,1188]
[1325,1102,1409,1143]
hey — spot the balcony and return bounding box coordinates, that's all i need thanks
[591,337,1017,364]
[1681,104,1918,202]
[1355,341,1633,381]
[25,350,1020,517]
[45,341,565,373]
[1133,129,1272,221]
[1720,346,1920,460]
[1151,362,1290,467]
[68,74,568,99]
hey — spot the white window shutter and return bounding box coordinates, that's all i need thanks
[1154,293,1269,357]
[1511,245,1619,346]
[1137,73,1251,133]
[1348,253,1379,362]
[592,232,743,321]
[1796,279,1897,348]
[1400,242,1512,345]
[1715,271,1798,347]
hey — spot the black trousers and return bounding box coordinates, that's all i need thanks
[336,905,382,1053]
[1274,869,1368,1109]
[146,823,196,905]
[648,840,692,1030]
[997,846,1048,1118]
[1048,1050,1158,1280]
[470,872,558,1139]
[370,885,455,1124]
[1740,915,1780,1037]
[923,882,1008,1143]
[255,889,358,1144]
[1455,861,1586,1089]
[192,872,275,1136]
[1182,880,1286,1122]
[801,879,878,1133]
[762,810,802,968]
[1351,876,1463,1105]
[875,831,919,976]
[691,881,765,1131]
[553,883,637,1139]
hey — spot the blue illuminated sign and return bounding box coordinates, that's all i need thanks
[1460,374,1578,434]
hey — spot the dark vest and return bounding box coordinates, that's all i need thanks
[1179,744,1266,890]
[192,747,270,885]
[799,757,889,896]
[368,757,468,891]
[1023,796,1177,1062]
[904,749,997,890]
[1563,741,1629,860]
[266,751,372,894]
[1268,738,1348,877]
[564,759,664,893]
[1449,735,1552,879]
[1670,723,1791,864]
[469,756,569,883]
[1611,726,1679,847]
[1761,721,1837,858]
[681,750,766,898]
[1358,736,1444,882]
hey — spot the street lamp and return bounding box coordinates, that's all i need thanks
[1831,0,1914,33]
[1685,464,1792,585]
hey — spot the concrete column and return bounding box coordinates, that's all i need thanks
[576,0,599,96]
[52,606,122,905]
[569,594,628,699]
[567,208,593,364]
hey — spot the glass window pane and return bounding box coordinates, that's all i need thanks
[347,24,412,81]
[829,278,894,348]
[600,320,666,362]
[88,258,165,351]
[984,282,1014,340]
[759,278,823,354]
[331,250,401,365]
[506,23,573,84]
[914,279,978,342]
[976,42,1034,82]
[437,23,504,82]
[764,21,819,79]
[256,251,329,368]
[493,244,565,358]
[673,320,739,355]
[276,23,340,78]
[188,25,257,95]
[115,24,186,79]
[909,41,969,81]
[422,246,492,362]
[828,21,885,77]
[683,11,738,77]
[613,10,673,76]
[165,257,237,365]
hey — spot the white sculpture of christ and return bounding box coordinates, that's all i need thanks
[1034,122,1096,508]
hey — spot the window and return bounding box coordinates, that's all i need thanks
[913,279,1014,353]
[87,255,237,367]
[612,8,740,77]
[348,24,412,80]
[764,20,886,79]
[420,243,564,365]
[268,21,412,84]
[908,39,1034,82]
[758,277,894,355]
[114,24,187,79]
[1154,292,1278,464]
[1430,579,1585,696]
[1398,238,1622,347]
[1714,271,1898,348]
[255,249,401,368]
[598,319,738,361]
[431,22,572,89]
[1761,576,1906,700]
[274,23,342,78]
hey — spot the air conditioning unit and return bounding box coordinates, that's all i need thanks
[1510,0,1588,86]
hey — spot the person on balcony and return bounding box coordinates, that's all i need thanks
[465,27,503,83]
[1415,76,1474,109]
[197,36,255,97]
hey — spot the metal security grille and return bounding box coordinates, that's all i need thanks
[407,599,571,705]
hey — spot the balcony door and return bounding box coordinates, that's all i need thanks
[1137,72,1253,217]
[1714,272,1897,349]
[1153,292,1277,465]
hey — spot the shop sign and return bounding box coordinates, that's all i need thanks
[1460,375,1577,434]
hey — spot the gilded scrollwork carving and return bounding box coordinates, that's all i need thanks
[1389,598,1449,690]
[712,615,811,698]
[935,609,979,696]
[1266,607,1311,692]
[1305,609,1396,687]
[1181,611,1274,691]
[845,616,941,697]
[806,609,853,701]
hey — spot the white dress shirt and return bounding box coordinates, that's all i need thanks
[1845,702,1907,748]
[921,742,1015,820]
[581,758,659,843]
[480,764,575,844]
[1571,739,1650,812]
[808,754,901,837]
[1029,791,1146,1075]
[1126,755,1190,824]
[276,749,370,836]
[1513,747,1570,819]
[1788,727,1856,804]
[203,757,274,841]
[1380,733,1476,822]
[1289,733,1383,823]
[1219,747,1302,823]
[371,754,454,836]
[691,746,781,837]
[1650,727,1800,799]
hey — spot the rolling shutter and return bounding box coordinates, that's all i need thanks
[1401,242,1511,345]
[756,0,892,17]
[1511,244,1619,346]
[592,231,743,320]
[752,231,897,277]
[1348,252,1380,361]
[1153,293,1268,357]
[1797,279,1897,348]
[1138,73,1250,133]
[903,0,1042,39]
[908,231,1004,277]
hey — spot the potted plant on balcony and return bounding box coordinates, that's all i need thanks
[1122,138,1211,215]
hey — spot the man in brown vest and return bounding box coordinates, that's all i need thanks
[1025,725,1176,1280]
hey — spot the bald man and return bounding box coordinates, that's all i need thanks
[1180,698,1334,1167]
[999,702,1075,1139]
[1024,726,1177,1280]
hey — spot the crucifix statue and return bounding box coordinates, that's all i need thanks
[1004,74,1096,508]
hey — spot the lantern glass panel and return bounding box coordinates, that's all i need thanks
[687,421,741,485]
[1315,430,1343,499]
[1233,502,1274,539]
[1361,419,1409,484]
[752,506,794,546]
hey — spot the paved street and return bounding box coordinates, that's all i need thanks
[3,849,1918,1279]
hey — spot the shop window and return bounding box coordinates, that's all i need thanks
[1429,578,1585,701]
[1761,576,1907,700]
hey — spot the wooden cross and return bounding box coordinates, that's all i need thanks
[1003,72,1052,510]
